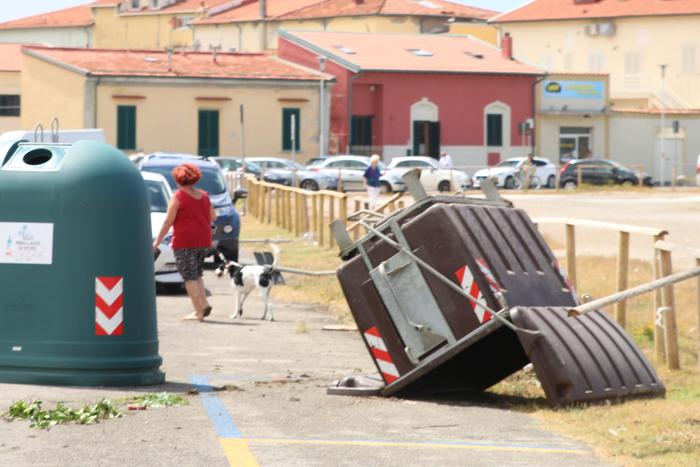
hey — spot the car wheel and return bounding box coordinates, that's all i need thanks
[547,175,556,189]
[438,180,451,192]
[563,180,577,190]
[621,179,635,187]
[379,181,392,194]
[504,176,515,189]
[300,179,319,191]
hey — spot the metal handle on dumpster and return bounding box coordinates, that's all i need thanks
[358,220,539,336]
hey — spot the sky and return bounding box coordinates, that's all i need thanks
[0,0,527,23]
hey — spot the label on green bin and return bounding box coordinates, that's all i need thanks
[0,222,53,265]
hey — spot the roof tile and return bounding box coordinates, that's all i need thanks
[281,30,541,75]
[0,3,94,30]
[0,44,23,72]
[196,0,495,24]
[492,0,700,23]
[22,46,329,81]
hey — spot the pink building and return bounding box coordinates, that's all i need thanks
[279,30,543,165]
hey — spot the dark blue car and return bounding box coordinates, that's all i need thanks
[139,153,240,261]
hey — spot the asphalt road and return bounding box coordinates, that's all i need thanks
[0,267,605,467]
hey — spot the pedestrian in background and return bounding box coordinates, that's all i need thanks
[439,151,453,168]
[154,163,216,322]
[364,154,382,210]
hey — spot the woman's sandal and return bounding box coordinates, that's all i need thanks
[203,306,212,317]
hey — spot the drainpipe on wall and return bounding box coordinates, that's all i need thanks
[347,72,362,154]
[259,0,267,51]
[531,72,548,156]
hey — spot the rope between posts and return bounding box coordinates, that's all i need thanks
[358,221,538,336]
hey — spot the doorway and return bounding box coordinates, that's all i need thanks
[412,121,440,158]
[559,126,592,162]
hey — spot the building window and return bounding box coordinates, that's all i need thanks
[282,108,300,151]
[198,110,219,157]
[682,44,696,73]
[588,53,605,72]
[116,105,136,150]
[131,0,140,8]
[0,95,20,117]
[624,52,641,74]
[486,114,503,147]
[351,116,373,147]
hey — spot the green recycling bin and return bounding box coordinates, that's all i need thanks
[0,140,164,386]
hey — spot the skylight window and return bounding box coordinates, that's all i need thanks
[416,0,441,9]
[407,49,433,57]
[334,45,356,55]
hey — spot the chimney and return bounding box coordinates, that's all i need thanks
[259,0,266,19]
[501,32,513,60]
[210,44,221,64]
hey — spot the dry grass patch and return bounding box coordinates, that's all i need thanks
[489,255,700,466]
[239,215,350,323]
[242,215,700,465]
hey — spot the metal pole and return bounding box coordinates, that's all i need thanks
[318,56,326,158]
[571,265,700,316]
[659,64,668,187]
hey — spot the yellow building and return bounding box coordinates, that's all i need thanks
[21,46,331,159]
[491,0,700,109]
[0,45,21,134]
[91,0,232,49]
[193,0,498,52]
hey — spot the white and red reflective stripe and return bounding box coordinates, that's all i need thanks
[455,265,491,323]
[476,258,502,295]
[364,326,399,384]
[95,276,124,336]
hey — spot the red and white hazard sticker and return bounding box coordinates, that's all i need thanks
[95,276,124,336]
[455,259,502,324]
[364,326,399,384]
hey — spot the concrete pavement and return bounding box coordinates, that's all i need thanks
[0,267,606,467]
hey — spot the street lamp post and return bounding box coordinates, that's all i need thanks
[318,56,327,158]
[659,64,668,187]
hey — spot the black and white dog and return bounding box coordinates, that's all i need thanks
[215,244,282,321]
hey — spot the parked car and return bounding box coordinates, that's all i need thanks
[211,157,288,186]
[141,171,182,286]
[138,153,240,261]
[305,156,329,167]
[384,156,471,193]
[247,157,338,191]
[559,159,652,189]
[308,155,390,191]
[472,157,557,189]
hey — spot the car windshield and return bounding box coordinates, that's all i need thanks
[608,160,629,171]
[498,160,521,168]
[240,160,262,173]
[144,166,228,195]
[144,179,170,213]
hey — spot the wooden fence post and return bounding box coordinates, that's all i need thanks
[340,194,348,225]
[275,189,281,227]
[328,196,336,250]
[659,249,680,370]
[615,231,630,327]
[317,194,325,247]
[696,257,700,375]
[577,166,583,187]
[652,238,666,361]
[565,223,577,292]
[311,194,319,243]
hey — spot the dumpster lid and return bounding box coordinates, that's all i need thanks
[510,306,665,406]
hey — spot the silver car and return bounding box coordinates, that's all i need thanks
[309,155,391,192]
[247,157,338,191]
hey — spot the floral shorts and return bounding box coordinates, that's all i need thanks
[174,247,208,281]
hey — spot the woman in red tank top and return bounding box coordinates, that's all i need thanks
[154,163,215,321]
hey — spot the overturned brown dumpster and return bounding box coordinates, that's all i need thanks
[330,174,664,406]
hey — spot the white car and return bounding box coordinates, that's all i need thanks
[384,157,471,193]
[141,171,182,286]
[472,157,557,189]
[309,155,390,191]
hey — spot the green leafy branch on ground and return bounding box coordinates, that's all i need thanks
[4,399,121,429]
[4,392,188,430]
